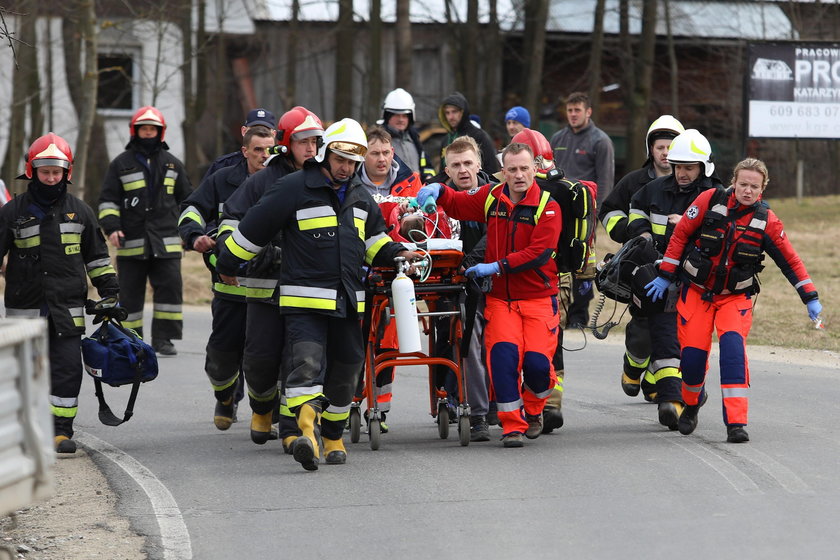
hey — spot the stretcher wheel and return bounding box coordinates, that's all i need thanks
[458,414,470,446]
[349,406,361,443]
[369,419,381,450]
[437,403,450,439]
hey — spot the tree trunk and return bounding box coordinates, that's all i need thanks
[522,0,548,130]
[181,0,207,182]
[367,0,382,124]
[463,0,479,107]
[587,0,606,116]
[335,0,354,118]
[625,0,657,168]
[479,0,500,134]
[1,0,34,193]
[395,0,412,89]
[665,0,679,116]
[73,0,98,200]
[284,0,300,108]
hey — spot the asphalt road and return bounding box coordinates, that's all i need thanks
[74,307,840,560]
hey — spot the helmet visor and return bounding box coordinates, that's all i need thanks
[291,129,324,142]
[328,141,367,162]
[32,157,70,170]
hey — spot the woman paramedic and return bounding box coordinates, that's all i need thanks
[646,158,823,443]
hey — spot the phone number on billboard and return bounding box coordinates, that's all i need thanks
[768,105,840,117]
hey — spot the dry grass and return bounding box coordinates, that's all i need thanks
[593,195,840,352]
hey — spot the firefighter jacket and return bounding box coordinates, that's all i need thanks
[437,180,561,301]
[437,92,500,174]
[216,155,297,303]
[216,161,407,317]
[599,162,657,244]
[201,151,245,184]
[549,120,615,198]
[0,187,119,337]
[627,174,722,255]
[98,140,192,260]
[178,158,250,301]
[659,187,819,303]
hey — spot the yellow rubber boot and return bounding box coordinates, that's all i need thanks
[293,403,321,471]
[324,438,347,465]
[250,411,275,445]
[214,397,235,430]
[54,435,77,454]
[282,436,297,455]
[658,401,684,431]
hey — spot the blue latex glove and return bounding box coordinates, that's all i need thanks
[644,276,671,302]
[416,183,442,213]
[465,261,500,278]
[578,280,592,295]
[807,299,822,321]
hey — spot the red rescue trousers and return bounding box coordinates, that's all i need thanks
[677,286,753,426]
[484,295,559,434]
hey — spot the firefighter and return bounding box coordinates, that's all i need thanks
[648,158,822,443]
[217,106,324,451]
[0,133,119,453]
[626,129,723,430]
[216,118,418,470]
[417,142,562,448]
[599,115,685,403]
[98,106,192,355]
[178,126,275,433]
[380,88,436,181]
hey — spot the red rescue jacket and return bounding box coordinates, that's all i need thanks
[438,180,561,300]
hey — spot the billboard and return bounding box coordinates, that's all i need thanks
[747,42,840,139]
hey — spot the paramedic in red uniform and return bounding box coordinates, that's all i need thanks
[647,158,822,443]
[417,142,562,448]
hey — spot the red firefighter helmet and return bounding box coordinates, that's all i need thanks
[276,107,324,152]
[25,132,74,180]
[512,128,554,173]
[130,106,167,141]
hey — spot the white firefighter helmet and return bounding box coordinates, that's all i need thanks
[382,88,416,118]
[645,115,685,158]
[667,129,714,177]
[316,118,368,163]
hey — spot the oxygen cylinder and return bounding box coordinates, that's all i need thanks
[391,270,422,353]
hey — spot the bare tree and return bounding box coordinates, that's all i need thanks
[178,0,208,182]
[664,0,678,116]
[479,0,501,130]
[284,0,300,109]
[463,0,479,106]
[395,0,412,88]
[1,0,35,193]
[65,0,97,199]
[587,0,606,116]
[334,0,354,118]
[367,0,382,124]
[620,0,657,167]
[522,0,549,129]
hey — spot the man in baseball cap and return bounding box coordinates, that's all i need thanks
[244,108,277,128]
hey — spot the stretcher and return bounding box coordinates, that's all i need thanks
[348,249,471,450]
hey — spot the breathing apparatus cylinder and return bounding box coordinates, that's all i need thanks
[391,269,422,353]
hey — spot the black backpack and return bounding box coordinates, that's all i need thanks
[538,170,598,274]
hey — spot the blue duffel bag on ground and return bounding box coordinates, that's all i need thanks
[82,307,158,426]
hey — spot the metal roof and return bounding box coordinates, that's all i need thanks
[252,0,796,40]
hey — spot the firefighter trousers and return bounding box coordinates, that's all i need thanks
[204,296,247,403]
[117,257,183,342]
[284,313,363,440]
[645,309,683,403]
[624,310,656,397]
[484,295,559,435]
[677,286,753,426]
[548,273,573,410]
[243,301,296,439]
[48,318,83,439]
